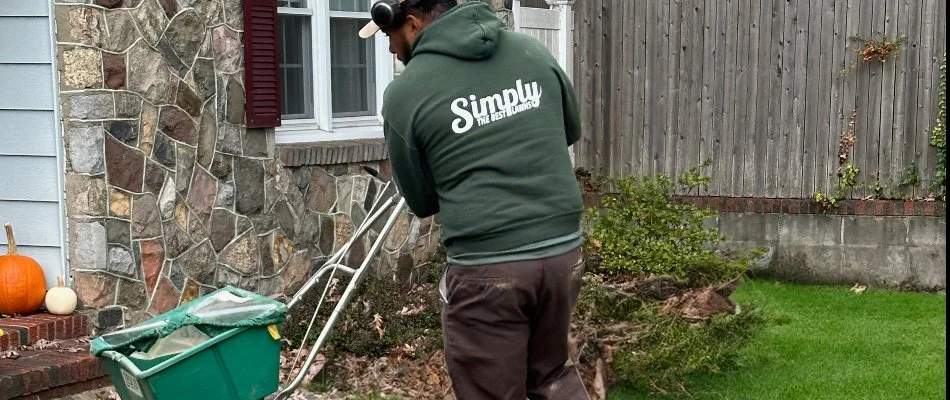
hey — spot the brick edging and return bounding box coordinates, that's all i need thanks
[0,314,88,351]
[277,138,388,167]
[582,194,947,217]
[0,349,109,399]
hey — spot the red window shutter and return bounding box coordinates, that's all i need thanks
[243,0,282,128]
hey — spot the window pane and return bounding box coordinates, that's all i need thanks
[329,0,370,13]
[329,18,376,117]
[278,0,307,8]
[278,14,313,119]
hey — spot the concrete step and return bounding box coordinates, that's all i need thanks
[0,314,88,352]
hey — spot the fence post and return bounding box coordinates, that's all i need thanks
[545,0,574,81]
[512,0,522,31]
[545,0,576,165]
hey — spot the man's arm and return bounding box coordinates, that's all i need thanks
[383,121,440,218]
[554,64,582,146]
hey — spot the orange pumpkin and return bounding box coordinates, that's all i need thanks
[0,222,47,315]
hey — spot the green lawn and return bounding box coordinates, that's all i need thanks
[609,279,947,400]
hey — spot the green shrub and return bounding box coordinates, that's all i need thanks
[584,160,760,285]
[611,307,767,395]
[576,160,768,396]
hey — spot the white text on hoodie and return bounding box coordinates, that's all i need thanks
[450,79,543,134]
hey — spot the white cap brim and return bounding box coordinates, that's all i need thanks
[359,20,380,39]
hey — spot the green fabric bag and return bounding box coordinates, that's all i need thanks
[90,285,287,356]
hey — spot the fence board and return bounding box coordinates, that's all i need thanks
[889,0,909,194]
[699,0,716,184]
[750,0,771,196]
[665,0,680,182]
[674,0,691,187]
[632,0,647,177]
[825,0,846,196]
[592,0,605,174]
[764,0,786,197]
[718,0,738,196]
[738,0,759,196]
[802,0,822,197]
[608,0,623,177]
[878,0,899,189]
[574,0,945,199]
[815,0,835,196]
[732,0,750,195]
[901,0,920,197]
[685,0,704,181]
[865,0,887,195]
[641,0,656,177]
[915,0,939,196]
[575,0,592,172]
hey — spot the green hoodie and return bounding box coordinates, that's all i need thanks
[381,0,583,264]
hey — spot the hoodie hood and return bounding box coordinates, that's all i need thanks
[411,1,502,61]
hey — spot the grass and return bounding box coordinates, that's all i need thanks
[609,279,947,400]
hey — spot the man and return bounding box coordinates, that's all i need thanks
[359,1,590,398]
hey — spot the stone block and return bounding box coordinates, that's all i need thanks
[717,212,780,242]
[777,214,841,246]
[104,136,145,192]
[63,92,114,120]
[55,5,103,46]
[65,122,105,174]
[131,0,169,46]
[126,41,174,104]
[96,306,124,330]
[102,9,139,52]
[72,271,116,308]
[842,215,908,246]
[907,217,946,247]
[60,47,103,90]
[908,247,947,291]
[211,26,241,74]
[103,53,126,89]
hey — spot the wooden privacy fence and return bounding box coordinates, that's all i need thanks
[572,0,947,199]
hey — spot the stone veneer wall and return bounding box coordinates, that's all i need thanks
[53,0,440,332]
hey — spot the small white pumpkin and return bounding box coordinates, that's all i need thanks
[45,275,77,315]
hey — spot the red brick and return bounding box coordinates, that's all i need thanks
[54,319,65,340]
[903,201,914,216]
[786,199,801,214]
[1,373,24,397]
[761,199,774,213]
[923,201,935,216]
[0,327,22,350]
[873,200,886,216]
[855,200,867,215]
[76,315,88,336]
[744,198,755,213]
[0,331,9,351]
[935,202,946,217]
[27,376,112,400]
[708,197,722,210]
[692,196,706,208]
[725,198,739,212]
[64,317,74,339]
[36,321,49,341]
[0,340,105,398]
[839,200,854,215]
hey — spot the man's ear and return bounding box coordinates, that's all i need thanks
[405,14,424,33]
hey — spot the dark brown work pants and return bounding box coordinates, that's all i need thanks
[441,247,591,400]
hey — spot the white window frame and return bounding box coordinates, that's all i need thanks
[276,0,394,144]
